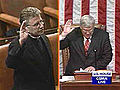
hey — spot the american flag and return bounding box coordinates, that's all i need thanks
[59,0,120,74]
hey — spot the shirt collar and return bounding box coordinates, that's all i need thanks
[28,33,41,39]
[83,36,92,41]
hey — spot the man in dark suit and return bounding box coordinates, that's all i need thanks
[6,7,55,90]
[60,15,112,75]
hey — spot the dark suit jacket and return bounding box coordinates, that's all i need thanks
[60,27,113,75]
[6,34,55,90]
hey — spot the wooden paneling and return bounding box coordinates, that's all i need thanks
[43,7,58,19]
[0,0,58,37]
[60,81,120,90]
[0,33,58,90]
[0,44,14,90]
[0,13,19,27]
[0,0,46,17]
[46,0,58,10]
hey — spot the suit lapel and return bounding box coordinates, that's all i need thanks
[73,36,86,56]
[71,27,85,55]
[40,34,53,61]
[72,36,87,63]
[87,29,98,56]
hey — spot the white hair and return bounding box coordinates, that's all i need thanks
[80,15,95,27]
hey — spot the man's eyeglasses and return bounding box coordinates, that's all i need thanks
[26,20,44,27]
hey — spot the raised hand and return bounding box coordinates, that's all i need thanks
[61,19,73,37]
[19,20,28,45]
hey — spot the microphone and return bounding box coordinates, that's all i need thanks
[93,49,97,70]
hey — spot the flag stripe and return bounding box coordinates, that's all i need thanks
[106,0,115,71]
[115,0,120,74]
[59,0,65,25]
[98,0,106,25]
[60,0,119,73]
[81,0,89,16]
[64,0,73,24]
[89,0,98,24]
[73,0,81,24]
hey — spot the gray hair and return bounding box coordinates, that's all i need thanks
[19,7,41,25]
[80,15,95,27]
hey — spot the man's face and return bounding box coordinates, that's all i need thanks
[81,25,94,39]
[26,16,44,37]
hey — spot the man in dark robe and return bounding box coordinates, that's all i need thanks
[6,7,55,90]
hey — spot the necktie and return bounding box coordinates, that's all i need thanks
[84,39,90,55]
